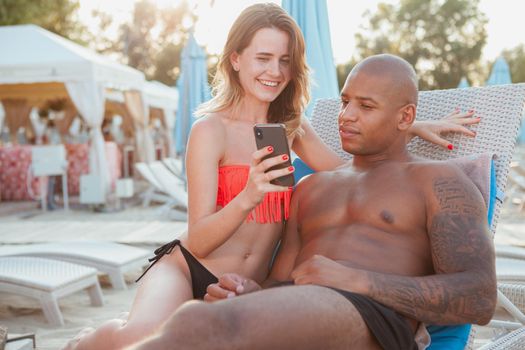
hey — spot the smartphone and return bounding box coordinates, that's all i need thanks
[253,123,295,187]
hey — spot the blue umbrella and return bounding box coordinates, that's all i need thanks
[457,77,470,88]
[282,0,339,117]
[486,57,512,85]
[174,34,211,155]
[484,57,524,143]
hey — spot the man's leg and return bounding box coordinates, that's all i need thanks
[132,285,381,350]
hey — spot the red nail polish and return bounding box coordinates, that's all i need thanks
[447,144,454,150]
[282,155,288,161]
[468,109,474,113]
[288,166,294,171]
[267,146,273,152]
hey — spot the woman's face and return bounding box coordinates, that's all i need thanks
[231,27,292,104]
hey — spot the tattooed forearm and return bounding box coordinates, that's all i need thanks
[366,270,495,325]
[365,176,496,325]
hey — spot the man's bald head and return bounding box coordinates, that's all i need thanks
[349,54,418,106]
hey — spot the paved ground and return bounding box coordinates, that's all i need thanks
[0,195,524,349]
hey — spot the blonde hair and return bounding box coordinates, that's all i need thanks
[196,3,309,136]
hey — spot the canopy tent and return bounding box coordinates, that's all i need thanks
[282,0,339,117]
[0,24,146,198]
[144,81,178,157]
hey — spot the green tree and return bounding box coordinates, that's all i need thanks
[502,45,525,83]
[0,0,86,43]
[114,0,196,85]
[354,0,487,90]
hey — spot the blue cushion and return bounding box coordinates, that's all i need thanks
[426,325,472,350]
[293,157,498,349]
[292,158,314,184]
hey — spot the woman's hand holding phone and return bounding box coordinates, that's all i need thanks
[238,146,294,210]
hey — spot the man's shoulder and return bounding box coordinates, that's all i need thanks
[294,170,337,196]
[408,158,466,181]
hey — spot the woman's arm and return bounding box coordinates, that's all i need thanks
[292,117,345,172]
[186,117,292,258]
[408,109,479,149]
[294,109,479,172]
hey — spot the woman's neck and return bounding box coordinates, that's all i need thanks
[231,96,270,123]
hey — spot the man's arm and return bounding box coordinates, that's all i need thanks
[362,167,497,325]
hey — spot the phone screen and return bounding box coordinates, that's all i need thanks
[253,123,295,187]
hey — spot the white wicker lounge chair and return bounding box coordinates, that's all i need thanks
[135,162,188,221]
[161,157,185,181]
[135,162,174,207]
[309,83,525,349]
[0,241,150,290]
[148,161,188,208]
[0,256,104,326]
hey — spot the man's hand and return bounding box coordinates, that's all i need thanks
[204,273,262,302]
[291,255,367,293]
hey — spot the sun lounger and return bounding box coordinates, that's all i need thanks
[496,244,525,260]
[148,161,188,208]
[161,157,185,181]
[5,333,36,350]
[0,241,150,290]
[135,161,188,220]
[309,83,525,348]
[0,257,103,326]
[135,161,188,219]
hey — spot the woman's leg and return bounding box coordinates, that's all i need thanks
[63,248,193,350]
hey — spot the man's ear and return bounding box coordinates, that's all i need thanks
[398,104,416,131]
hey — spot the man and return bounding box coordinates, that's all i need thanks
[132,54,497,350]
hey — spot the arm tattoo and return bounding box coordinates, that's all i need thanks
[367,176,496,325]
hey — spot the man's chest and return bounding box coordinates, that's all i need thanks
[298,171,427,235]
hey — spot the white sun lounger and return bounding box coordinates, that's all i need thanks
[161,157,186,182]
[0,241,150,290]
[135,161,188,220]
[0,256,103,326]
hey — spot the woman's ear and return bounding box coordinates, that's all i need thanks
[398,104,416,131]
[230,52,240,72]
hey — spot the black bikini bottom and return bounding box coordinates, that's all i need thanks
[136,239,218,299]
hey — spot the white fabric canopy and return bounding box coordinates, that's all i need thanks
[66,81,110,193]
[0,25,144,89]
[143,81,178,157]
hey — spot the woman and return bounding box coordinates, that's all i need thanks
[65,3,477,349]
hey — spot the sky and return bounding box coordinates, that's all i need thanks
[78,0,525,64]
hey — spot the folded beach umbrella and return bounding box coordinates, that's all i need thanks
[282,0,339,117]
[457,77,470,88]
[174,34,211,155]
[486,56,512,86]
[485,57,525,143]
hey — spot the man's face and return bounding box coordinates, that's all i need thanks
[338,71,405,156]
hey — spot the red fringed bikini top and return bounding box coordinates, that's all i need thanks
[217,165,292,223]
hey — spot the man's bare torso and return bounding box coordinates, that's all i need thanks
[294,160,435,278]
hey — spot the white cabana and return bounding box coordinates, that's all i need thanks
[144,81,178,157]
[0,24,146,198]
